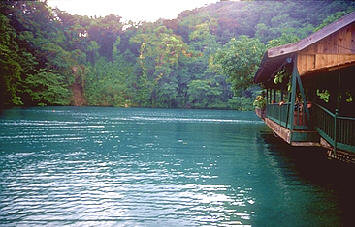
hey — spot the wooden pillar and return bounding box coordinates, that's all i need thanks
[289,60,298,131]
[295,68,309,122]
[334,108,338,155]
[333,72,341,155]
[285,90,291,128]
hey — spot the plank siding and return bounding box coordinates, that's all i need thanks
[297,23,355,75]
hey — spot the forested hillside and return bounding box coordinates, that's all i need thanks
[1,0,354,110]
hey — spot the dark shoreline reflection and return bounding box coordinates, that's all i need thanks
[258,130,355,227]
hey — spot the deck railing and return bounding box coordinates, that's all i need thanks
[312,103,355,153]
[266,103,290,128]
[266,103,308,129]
[263,102,355,153]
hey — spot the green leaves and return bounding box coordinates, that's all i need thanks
[84,57,136,107]
[316,89,330,103]
[314,10,354,32]
[0,14,23,107]
[22,70,71,106]
[253,96,266,109]
[1,0,353,110]
[213,35,265,94]
[187,79,222,108]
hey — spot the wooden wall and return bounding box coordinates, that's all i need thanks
[297,23,355,75]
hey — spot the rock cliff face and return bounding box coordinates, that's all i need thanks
[72,66,86,106]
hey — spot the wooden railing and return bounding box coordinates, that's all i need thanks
[312,103,355,153]
[265,102,355,153]
[266,103,290,128]
[266,103,308,129]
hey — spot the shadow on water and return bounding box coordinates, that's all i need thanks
[259,129,355,226]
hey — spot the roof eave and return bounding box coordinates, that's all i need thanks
[268,12,355,58]
[253,11,355,84]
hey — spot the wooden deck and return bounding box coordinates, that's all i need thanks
[265,118,319,146]
[264,117,355,163]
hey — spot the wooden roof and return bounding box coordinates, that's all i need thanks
[254,11,355,84]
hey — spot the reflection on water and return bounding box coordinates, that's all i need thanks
[258,131,355,226]
[0,107,353,226]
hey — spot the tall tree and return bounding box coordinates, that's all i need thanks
[213,36,265,94]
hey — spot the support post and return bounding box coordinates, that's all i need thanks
[334,109,338,155]
[286,92,291,128]
[333,72,340,156]
[288,60,298,132]
[295,69,309,122]
[284,57,293,129]
[278,94,281,125]
[293,56,309,129]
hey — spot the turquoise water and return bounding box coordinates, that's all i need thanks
[0,107,353,226]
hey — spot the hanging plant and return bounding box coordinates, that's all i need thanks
[273,69,291,92]
[273,70,285,84]
[316,89,330,102]
[345,91,353,103]
[287,82,291,92]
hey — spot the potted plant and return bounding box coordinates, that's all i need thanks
[253,95,266,119]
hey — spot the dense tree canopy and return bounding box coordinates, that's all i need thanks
[1,0,354,110]
[213,36,265,94]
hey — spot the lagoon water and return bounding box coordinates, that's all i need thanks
[0,107,353,226]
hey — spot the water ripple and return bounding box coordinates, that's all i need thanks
[0,107,347,226]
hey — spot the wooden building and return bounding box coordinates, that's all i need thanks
[254,12,355,163]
